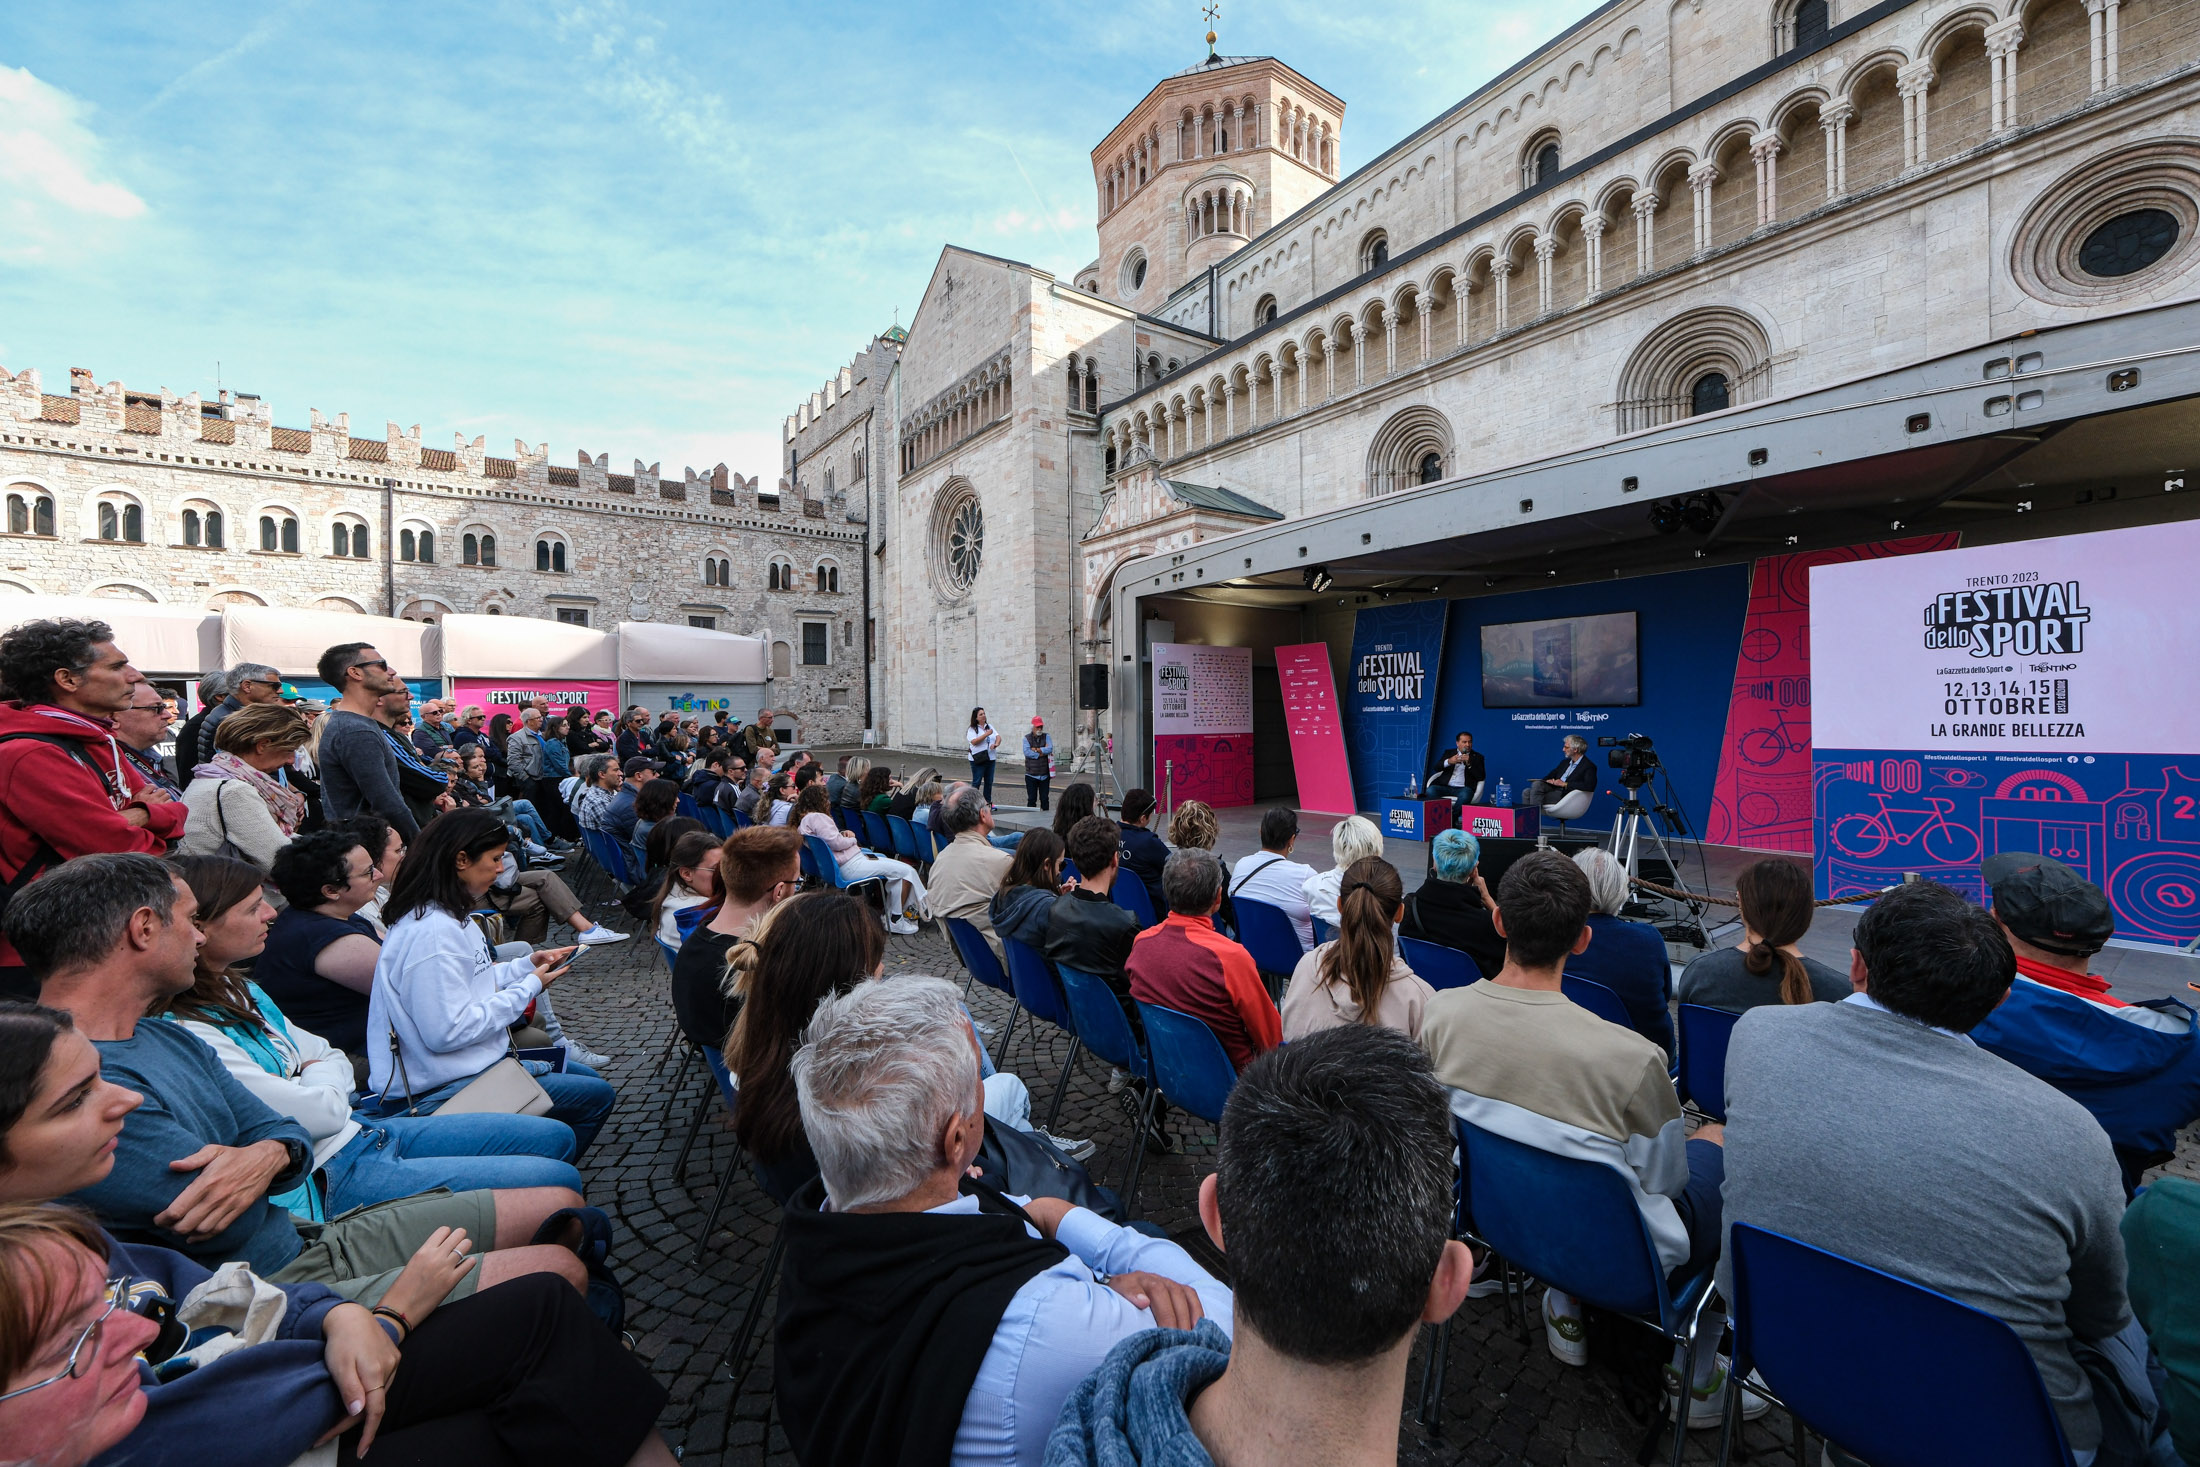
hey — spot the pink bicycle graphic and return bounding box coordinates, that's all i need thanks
[1830,794,1983,866]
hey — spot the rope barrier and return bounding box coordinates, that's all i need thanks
[1628,875,1895,910]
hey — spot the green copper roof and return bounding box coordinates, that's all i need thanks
[1163,478,1282,521]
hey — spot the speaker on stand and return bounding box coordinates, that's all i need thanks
[1077,664,1120,801]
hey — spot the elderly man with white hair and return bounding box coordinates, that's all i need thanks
[1564,846,1676,1055]
[773,976,1231,1467]
[1303,814,1385,928]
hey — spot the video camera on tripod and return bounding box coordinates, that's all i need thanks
[1598,733,1659,790]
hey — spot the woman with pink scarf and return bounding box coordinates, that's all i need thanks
[180,701,311,869]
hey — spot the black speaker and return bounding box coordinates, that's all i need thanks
[1078,664,1110,710]
[1466,834,1602,889]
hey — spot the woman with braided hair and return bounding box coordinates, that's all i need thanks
[1279,856,1434,1041]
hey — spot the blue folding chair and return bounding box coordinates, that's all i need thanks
[675,793,705,822]
[1233,896,1309,988]
[1439,1115,1718,1463]
[1311,914,1333,945]
[702,804,733,838]
[832,805,852,834]
[944,916,1018,1064]
[803,834,885,904]
[1111,869,1159,928]
[929,821,954,861]
[862,810,895,855]
[887,814,928,872]
[1398,935,1478,992]
[1562,974,1634,1031]
[673,902,712,940]
[579,829,635,888]
[732,808,754,829]
[1136,1001,1240,1127]
[1060,966,1153,1200]
[1676,1003,1741,1122]
[1003,938,1081,1130]
[1721,1222,2076,1467]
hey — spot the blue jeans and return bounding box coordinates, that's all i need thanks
[987,831,1025,852]
[378,1062,617,1160]
[323,1113,584,1213]
[1670,1137,1726,1288]
[506,799,555,847]
[970,758,995,802]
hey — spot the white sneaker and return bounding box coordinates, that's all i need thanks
[575,927,631,947]
[1036,1128,1097,1162]
[887,916,920,936]
[1107,1068,1130,1095]
[1542,1290,1588,1366]
[1676,1357,1773,1427]
[563,1042,614,1069]
[1465,1251,1522,1300]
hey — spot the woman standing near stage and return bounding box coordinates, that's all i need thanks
[966,707,999,803]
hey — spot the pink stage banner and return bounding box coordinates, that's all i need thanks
[450,677,621,724]
[1151,643,1255,807]
[1276,642,1356,815]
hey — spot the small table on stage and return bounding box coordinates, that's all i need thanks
[1379,798,1459,843]
[1457,803,1540,840]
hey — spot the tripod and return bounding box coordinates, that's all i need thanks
[1607,787,1709,942]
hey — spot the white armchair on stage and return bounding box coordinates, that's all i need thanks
[1546,788,1593,832]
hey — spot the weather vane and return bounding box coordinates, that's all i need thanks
[1203,2,1220,59]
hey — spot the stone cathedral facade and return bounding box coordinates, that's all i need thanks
[836,0,2200,766]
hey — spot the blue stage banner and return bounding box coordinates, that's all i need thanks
[1344,601,1448,814]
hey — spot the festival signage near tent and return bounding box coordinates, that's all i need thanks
[1343,600,1447,814]
[1810,519,2200,944]
[1276,642,1357,815]
[1149,643,1255,807]
[449,677,622,725]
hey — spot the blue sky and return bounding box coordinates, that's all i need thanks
[1,1,1560,483]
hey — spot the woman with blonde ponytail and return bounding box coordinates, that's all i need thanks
[1678,857,1850,1012]
[1280,856,1435,1040]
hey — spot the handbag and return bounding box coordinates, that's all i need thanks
[379,1019,554,1118]
[972,1116,1128,1224]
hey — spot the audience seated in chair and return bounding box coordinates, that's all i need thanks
[652,830,721,948]
[1722,878,2168,1461]
[1396,830,1505,980]
[774,975,1230,1467]
[0,855,591,1306]
[989,828,1067,951]
[1282,857,1433,1041]
[0,1008,676,1467]
[671,828,802,1098]
[1302,816,1384,930]
[1045,818,1142,1011]
[1227,807,1318,953]
[929,784,1016,962]
[1561,848,1675,1056]
[1674,857,1849,1013]
[795,783,929,934]
[165,854,583,1217]
[1045,1025,1471,1467]
[1114,790,1171,898]
[1967,851,2200,1197]
[254,829,388,1060]
[1126,849,1279,1074]
[1416,849,1762,1424]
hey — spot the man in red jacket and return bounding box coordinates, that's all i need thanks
[0,617,185,995]
[1126,846,1281,1073]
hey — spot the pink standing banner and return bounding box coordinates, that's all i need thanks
[1276,642,1357,815]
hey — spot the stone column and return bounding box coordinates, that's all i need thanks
[1751,132,1783,226]
[2085,0,2120,92]
[1687,162,1720,252]
[1491,259,1513,333]
[1222,381,1236,438]
[1533,235,1557,315]
[1582,216,1606,296]
[1382,307,1400,375]
[1348,318,1364,389]
[1454,277,1474,347]
[1987,19,2026,131]
[1898,62,1935,168]
[1417,296,1433,361]
[1322,337,1337,401]
[1632,193,1658,274]
[1819,100,1853,196]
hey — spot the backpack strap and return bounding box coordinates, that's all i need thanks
[1230,854,1286,896]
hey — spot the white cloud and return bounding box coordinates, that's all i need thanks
[0,67,146,264]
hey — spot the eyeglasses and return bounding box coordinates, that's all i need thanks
[352,659,391,673]
[0,1277,147,1402]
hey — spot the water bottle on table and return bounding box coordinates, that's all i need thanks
[1493,776,1512,807]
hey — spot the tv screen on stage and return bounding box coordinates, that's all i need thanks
[1479,611,1640,708]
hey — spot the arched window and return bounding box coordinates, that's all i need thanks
[703,556,731,586]
[6,490,54,537]
[183,509,202,546]
[351,524,368,558]
[1691,372,1732,416]
[478,533,493,566]
[202,509,222,547]
[462,533,480,565]
[332,523,350,557]
[1361,231,1389,272]
[824,468,835,496]
[101,504,118,541]
[1535,142,1562,184]
[854,446,866,480]
[535,538,566,573]
[485,604,502,615]
[400,528,417,562]
[1418,450,1445,484]
[258,515,274,550]
[816,563,840,594]
[258,512,296,552]
[98,499,144,543]
[1255,294,1279,326]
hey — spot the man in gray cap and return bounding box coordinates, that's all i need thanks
[1970,850,2200,1196]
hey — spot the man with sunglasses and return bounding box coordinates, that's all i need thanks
[315,644,421,839]
[189,661,283,771]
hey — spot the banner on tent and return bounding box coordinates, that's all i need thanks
[1151,643,1254,807]
[1810,521,2200,944]
[450,677,621,723]
[1344,601,1447,812]
[1276,642,1357,815]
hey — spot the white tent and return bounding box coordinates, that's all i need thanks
[0,595,221,676]
[441,613,616,680]
[616,620,771,723]
[221,605,441,680]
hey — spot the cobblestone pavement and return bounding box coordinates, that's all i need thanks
[541,859,1890,1465]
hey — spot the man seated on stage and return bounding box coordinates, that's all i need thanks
[1967,852,2200,1196]
[1046,1026,1472,1467]
[1425,731,1486,804]
[1723,879,2161,1460]
[774,976,1228,1467]
[1526,734,1597,808]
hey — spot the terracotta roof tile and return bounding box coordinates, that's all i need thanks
[419,447,459,472]
[270,426,312,453]
[483,457,516,479]
[547,465,579,487]
[199,419,237,445]
[347,437,388,462]
[124,404,161,434]
[607,473,635,494]
[40,395,79,425]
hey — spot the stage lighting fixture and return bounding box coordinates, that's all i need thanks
[1303,565,1334,592]
[1680,491,1724,534]
[1648,499,1683,534]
